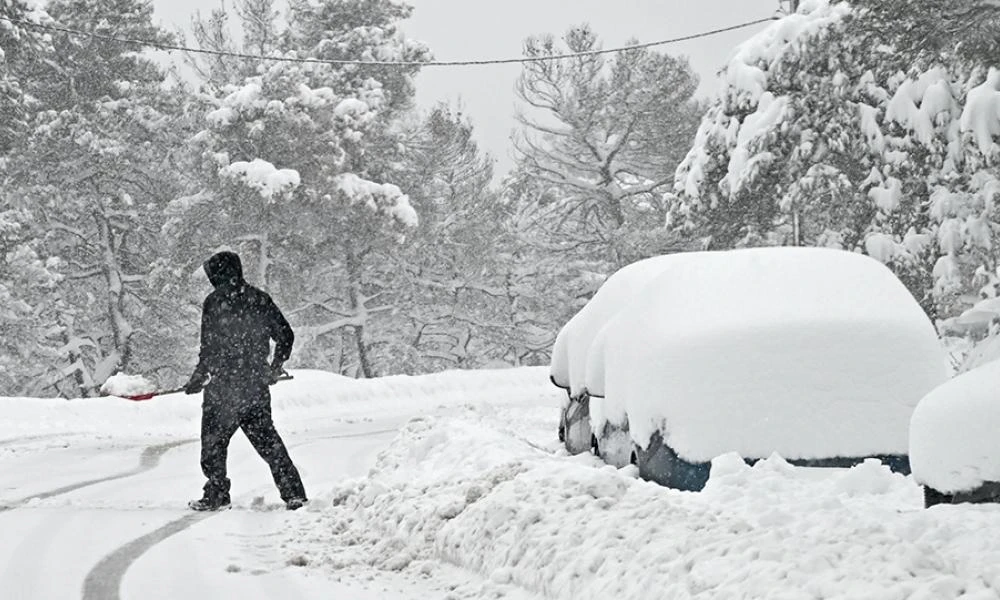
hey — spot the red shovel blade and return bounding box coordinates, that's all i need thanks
[116,387,183,401]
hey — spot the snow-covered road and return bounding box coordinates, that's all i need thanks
[0,369,552,599]
[0,421,410,598]
[4,367,1000,600]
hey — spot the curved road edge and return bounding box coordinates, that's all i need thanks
[81,426,399,600]
[0,439,196,512]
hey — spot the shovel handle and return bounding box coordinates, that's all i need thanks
[117,373,294,401]
[120,386,184,401]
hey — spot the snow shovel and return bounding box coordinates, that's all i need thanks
[112,373,294,401]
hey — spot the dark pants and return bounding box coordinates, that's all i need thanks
[200,377,306,503]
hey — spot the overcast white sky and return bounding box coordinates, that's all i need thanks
[150,0,780,174]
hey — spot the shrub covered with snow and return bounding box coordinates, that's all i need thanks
[588,247,948,463]
[911,359,1000,493]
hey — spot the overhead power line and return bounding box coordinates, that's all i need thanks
[4,16,775,68]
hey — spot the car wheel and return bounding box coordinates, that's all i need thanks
[924,486,952,508]
[591,434,600,457]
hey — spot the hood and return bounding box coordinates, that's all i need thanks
[203,251,245,293]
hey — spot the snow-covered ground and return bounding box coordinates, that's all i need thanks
[3,367,1000,599]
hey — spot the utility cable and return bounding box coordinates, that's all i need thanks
[3,16,775,67]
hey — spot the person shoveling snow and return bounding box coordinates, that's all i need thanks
[182,250,308,512]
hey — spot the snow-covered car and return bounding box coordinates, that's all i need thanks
[911,359,1000,508]
[550,254,688,454]
[582,246,949,491]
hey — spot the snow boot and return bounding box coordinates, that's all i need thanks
[188,496,232,512]
[285,497,308,511]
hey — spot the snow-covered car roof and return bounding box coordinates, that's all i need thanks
[585,246,948,463]
[910,359,1000,493]
[549,253,690,397]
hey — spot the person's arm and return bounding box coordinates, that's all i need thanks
[197,297,220,373]
[185,297,215,393]
[265,294,294,369]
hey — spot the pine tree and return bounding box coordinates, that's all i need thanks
[506,25,701,362]
[0,0,52,154]
[387,104,540,371]
[514,24,701,270]
[186,0,281,87]
[0,209,60,395]
[4,0,185,395]
[167,0,430,378]
[668,0,1000,320]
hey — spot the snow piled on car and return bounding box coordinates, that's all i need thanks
[290,411,1000,599]
[549,254,686,397]
[911,359,1000,493]
[588,247,948,463]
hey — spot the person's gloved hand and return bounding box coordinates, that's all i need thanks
[267,363,286,385]
[183,370,210,395]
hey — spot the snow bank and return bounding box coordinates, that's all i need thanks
[910,359,1000,493]
[589,247,947,462]
[292,412,1000,600]
[549,253,689,396]
[0,367,559,441]
[272,367,557,419]
[277,404,560,576]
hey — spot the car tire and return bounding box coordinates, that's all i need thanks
[591,434,600,457]
[924,486,952,508]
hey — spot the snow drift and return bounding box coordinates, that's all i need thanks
[0,367,553,441]
[297,412,1000,600]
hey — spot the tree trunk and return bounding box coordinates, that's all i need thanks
[256,233,270,288]
[94,209,133,371]
[353,325,373,378]
[62,329,88,398]
[344,243,374,378]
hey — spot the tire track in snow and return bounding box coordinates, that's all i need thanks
[82,512,211,600]
[0,439,196,512]
[81,426,399,600]
[0,433,68,448]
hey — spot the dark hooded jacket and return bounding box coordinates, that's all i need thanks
[195,251,294,381]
